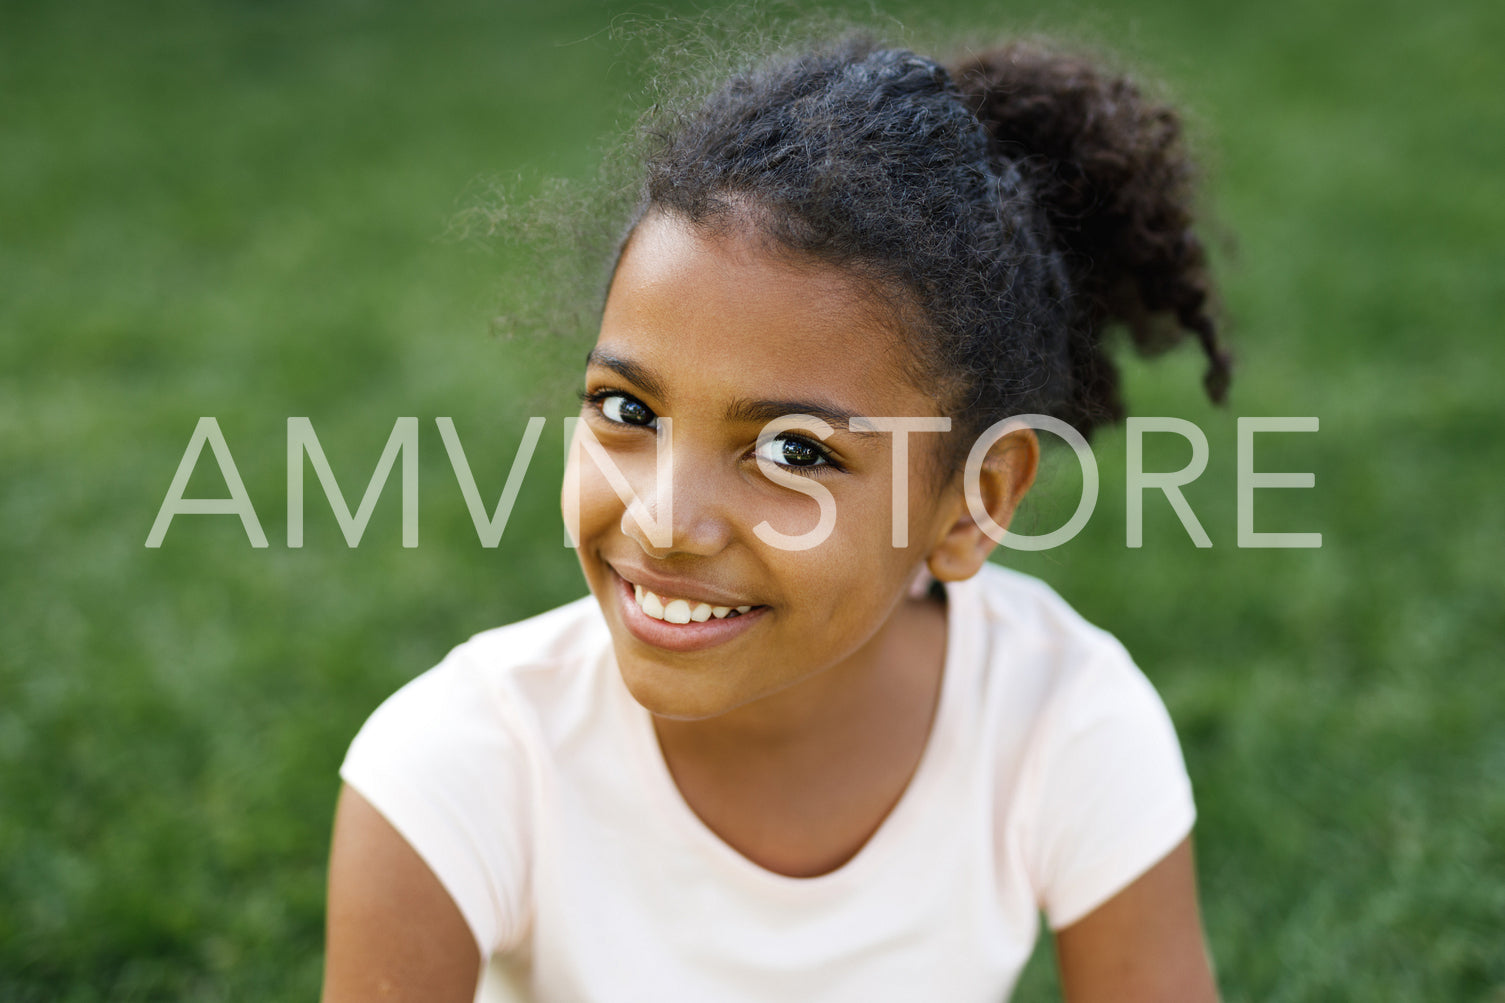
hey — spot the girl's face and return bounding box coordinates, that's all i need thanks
[564,210,979,722]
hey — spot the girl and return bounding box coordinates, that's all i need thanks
[323,33,1230,1003]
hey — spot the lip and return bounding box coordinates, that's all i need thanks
[607,560,758,610]
[609,567,768,654]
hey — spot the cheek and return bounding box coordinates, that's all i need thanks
[793,519,914,603]
[834,469,939,557]
[900,463,960,549]
[561,448,626,546]
[746,484,830,544]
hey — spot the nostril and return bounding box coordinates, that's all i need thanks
[619,503,676,555]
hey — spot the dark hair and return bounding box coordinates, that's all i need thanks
[624,35,1231,456]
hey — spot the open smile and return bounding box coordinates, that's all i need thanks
[609,567,768,653]
[632,582,755,623]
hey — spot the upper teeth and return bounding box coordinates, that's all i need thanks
[634,584,752,624]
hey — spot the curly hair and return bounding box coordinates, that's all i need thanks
[621,35,1231,455]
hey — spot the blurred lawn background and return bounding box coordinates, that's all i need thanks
[2,0,1501,999]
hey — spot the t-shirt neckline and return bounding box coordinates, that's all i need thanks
[612,574,979,895]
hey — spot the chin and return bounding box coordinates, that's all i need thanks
[614,654,743,722]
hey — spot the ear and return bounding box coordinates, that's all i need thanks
[926,426,1039,583]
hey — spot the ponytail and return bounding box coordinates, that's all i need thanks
[951,42,1233,431]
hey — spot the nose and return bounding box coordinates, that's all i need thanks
[621,440,735,559]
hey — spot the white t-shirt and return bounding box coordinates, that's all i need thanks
[340,563,1195,1003]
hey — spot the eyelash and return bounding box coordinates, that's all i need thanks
[580,388,657,429]
[579,388,844,475]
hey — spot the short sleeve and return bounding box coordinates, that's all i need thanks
[1020,643,1196,931]
[339,651,534,956]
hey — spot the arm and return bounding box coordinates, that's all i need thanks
[321,784,482,1003]
[1053,836,1219,1003]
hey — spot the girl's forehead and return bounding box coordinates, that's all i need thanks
[612,212,885,325]
[598,213,937,413]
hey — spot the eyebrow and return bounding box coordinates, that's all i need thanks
[585,349,668,403]
[585,348,880,437]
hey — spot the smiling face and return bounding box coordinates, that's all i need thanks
[564,210,1017,723]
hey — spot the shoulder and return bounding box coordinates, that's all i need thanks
[361,594,611,745]
[959,565,1196,930]
[967,561,1127,658]
[449,592,613,694]
[454,593,613,672]
[961,562,1150,718]
[337,593,611,955]
[962,562,1182,774]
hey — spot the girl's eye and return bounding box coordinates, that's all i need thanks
[754,433,831,470]
[592,392,657,428]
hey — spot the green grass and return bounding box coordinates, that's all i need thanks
[2,0,1501,999]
